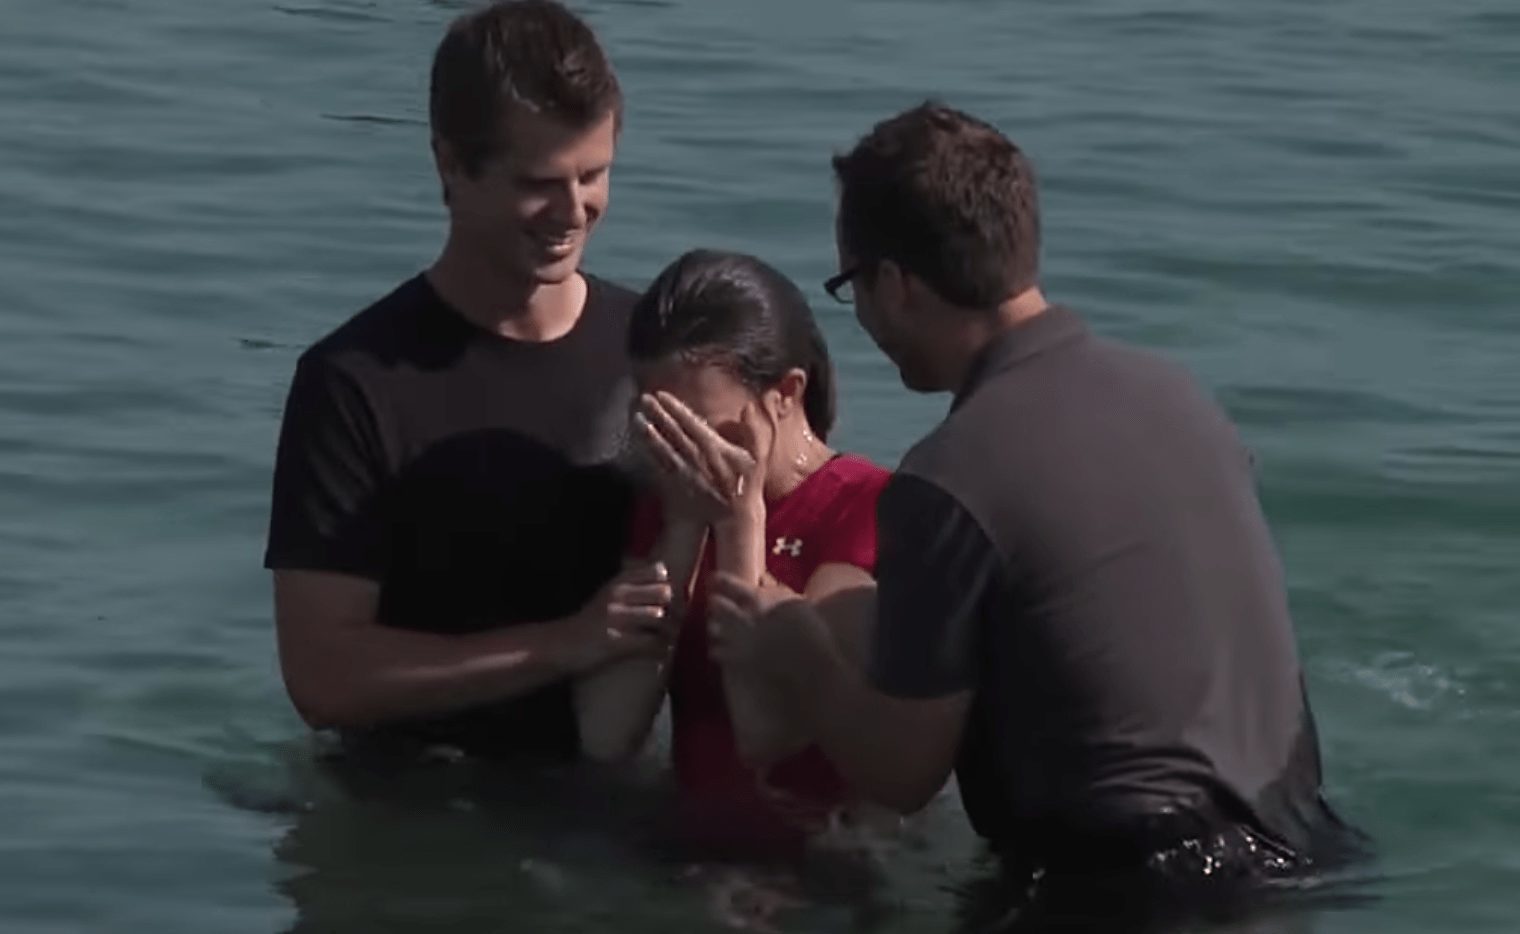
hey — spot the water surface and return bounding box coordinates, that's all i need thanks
[2,0,1518,931]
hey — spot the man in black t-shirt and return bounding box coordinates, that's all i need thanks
[264,1,672,760]
[708,103,1363,922]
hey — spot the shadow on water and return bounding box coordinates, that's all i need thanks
[269,746,691,933]
[208,741,1379,934]
[211,737,913,933]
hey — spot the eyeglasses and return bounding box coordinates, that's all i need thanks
[823,265,860,304]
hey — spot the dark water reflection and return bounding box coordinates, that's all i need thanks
[216,740,1375,934]
[259,741,910,933]
[946,862,1373,934]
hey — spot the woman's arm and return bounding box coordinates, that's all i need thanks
[710,511,784,765]
[574,519,708,762]
[713,516,876,766]
[629,392,873,765]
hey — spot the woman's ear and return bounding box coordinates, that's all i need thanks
[768,368,808,423]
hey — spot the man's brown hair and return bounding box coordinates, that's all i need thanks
[832,102,1040,308]
[429,0,622,176]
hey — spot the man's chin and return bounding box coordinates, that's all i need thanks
[895,359,944,394]
[899,371,935,393]
[876,346,933,393]
[529,250,585,286]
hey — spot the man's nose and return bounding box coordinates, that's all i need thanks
[548,182,588,229]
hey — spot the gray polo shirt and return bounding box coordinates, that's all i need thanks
[870,305,1333,862]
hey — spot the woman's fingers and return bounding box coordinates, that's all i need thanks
[737,403,777,478]
[654,392,739,492]
[738,403,764,453]
[635,411,725,501]
[634,415,686,477]
[655,391,722,448]
[640,394,707,472]
[656,392,753,494]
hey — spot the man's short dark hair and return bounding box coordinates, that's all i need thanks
[832,102,1040,308]
[429,0,622,176]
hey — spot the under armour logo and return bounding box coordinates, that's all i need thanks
[772,537,803,557]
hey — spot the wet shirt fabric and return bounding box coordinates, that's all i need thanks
[630,454,889,854]
[869,306,1354,880]
[264,273,640,760]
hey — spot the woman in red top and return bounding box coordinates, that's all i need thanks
[575,250,889,854]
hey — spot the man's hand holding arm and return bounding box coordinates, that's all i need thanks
[708,475,996,813]
[275,564,672,729]
[573,520,706,762]
[267,357,670,730]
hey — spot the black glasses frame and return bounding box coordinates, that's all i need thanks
[823,265,859,303]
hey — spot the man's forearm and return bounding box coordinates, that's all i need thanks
[283,613,589,729]
[787,634,886,787]
[780,611,961,813]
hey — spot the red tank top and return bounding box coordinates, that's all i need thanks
[628,454,889,849]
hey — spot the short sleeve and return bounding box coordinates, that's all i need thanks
[811,467,890,573]
[869,474,1001,699]
[263,356,391,579]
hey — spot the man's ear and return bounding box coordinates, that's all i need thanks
[431,136,459,205]
[431,136,458,176]
[874,259,908,314]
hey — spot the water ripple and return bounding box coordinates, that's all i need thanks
[271,3,389,25]
[1328,652,1468,713]
[2,0,1519,931]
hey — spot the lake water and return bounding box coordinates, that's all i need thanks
[2,0,1518,931]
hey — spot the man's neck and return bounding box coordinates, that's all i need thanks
[426,238,587,342]
[941,287,1049,391]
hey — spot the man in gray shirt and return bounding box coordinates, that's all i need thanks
[708,102,1362,924]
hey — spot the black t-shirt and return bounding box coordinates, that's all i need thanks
[264,273,639,758]
[870,306,1340,865]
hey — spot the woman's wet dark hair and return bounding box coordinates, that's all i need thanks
[628,250,838,441]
